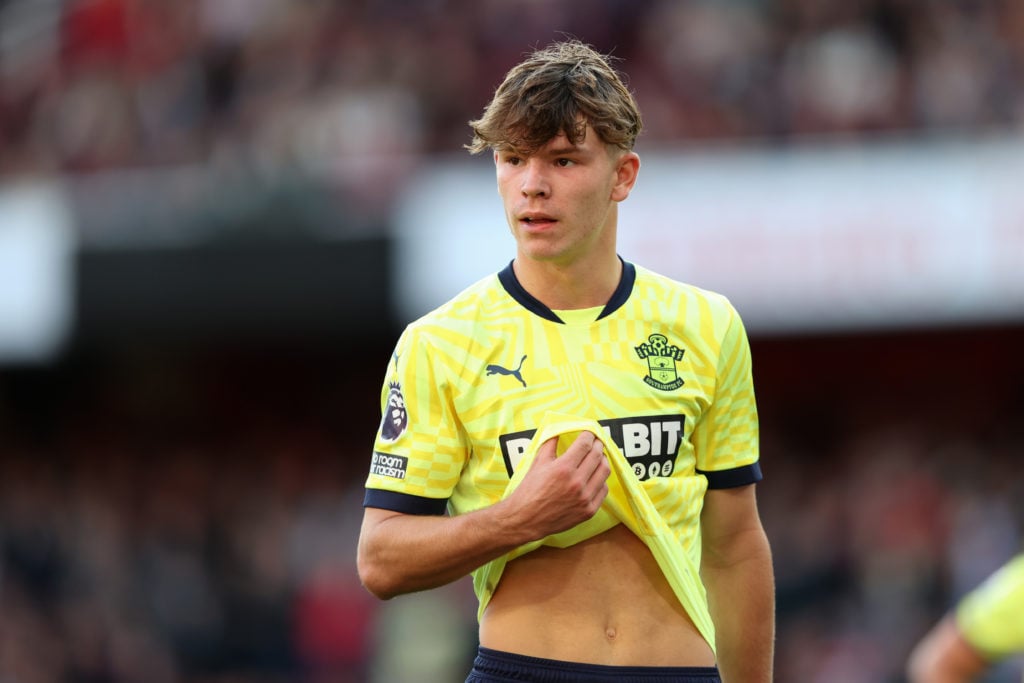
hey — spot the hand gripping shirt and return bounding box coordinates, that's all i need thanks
[956,553,1024,661]
[363,260,762,651]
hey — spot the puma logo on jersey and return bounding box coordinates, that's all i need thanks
[486,355,527,387]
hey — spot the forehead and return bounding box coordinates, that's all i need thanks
[506,125,607,156]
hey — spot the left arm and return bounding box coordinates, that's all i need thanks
[701,483,775,683]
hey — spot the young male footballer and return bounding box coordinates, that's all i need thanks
[358,40,775,683]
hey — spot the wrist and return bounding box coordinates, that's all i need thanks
[482,497,537,548]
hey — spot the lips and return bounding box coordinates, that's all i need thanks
[520,213,557,227]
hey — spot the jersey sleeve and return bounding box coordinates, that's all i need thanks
[956,553,1024,660]
[363,324,468,515]
[692,301,762,489]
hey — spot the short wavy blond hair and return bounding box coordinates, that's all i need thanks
[466,40,642,154]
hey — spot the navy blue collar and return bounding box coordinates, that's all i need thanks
[497,258,636,323]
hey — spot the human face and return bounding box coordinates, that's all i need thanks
[495,126,639,267]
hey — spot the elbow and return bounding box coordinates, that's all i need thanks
[905,638,943,683]
[905,648,932,683]
[356,546,401,601]
[359,571,400,601]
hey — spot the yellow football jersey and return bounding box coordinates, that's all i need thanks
[364,260,762,645]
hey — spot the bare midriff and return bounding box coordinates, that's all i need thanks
[479,524,716,666]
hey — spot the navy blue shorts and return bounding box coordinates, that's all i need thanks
[465,647,722,682]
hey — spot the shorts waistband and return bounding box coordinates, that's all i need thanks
[469,647,721,683]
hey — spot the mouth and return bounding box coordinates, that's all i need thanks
[519,214,557,228]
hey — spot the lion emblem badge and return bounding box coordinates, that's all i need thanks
[380,381,408,441]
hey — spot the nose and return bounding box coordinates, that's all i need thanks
[520,159,549,198]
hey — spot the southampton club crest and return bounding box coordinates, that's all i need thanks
[635,334,685,391]
[380,381,408,441]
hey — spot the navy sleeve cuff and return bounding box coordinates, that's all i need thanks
[697,462,763,489]
[363,488,449,515]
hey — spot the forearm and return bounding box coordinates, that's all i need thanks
[357,499,530,599]
[360,432,612,600]
[906,616,990,683]
[702,527,775,683]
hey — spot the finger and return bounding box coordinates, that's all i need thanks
[568,439,607,490]
[534,436,560,463]
[558,430,597,467]
[581,443,610,486]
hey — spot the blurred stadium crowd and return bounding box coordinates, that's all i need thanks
[4,0,1024,179]
[1,1,1024,682]
[5,329,1024,683]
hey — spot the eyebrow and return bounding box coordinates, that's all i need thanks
[497,142,588,157]
[543,144,585,156]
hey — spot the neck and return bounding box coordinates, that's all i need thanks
[512,250,622,311]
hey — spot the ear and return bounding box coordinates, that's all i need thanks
[610,151,640,202]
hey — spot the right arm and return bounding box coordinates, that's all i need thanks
[357,430,610,599]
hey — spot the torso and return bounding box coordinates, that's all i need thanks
[365,264,761,665]
[478,524,716,666]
